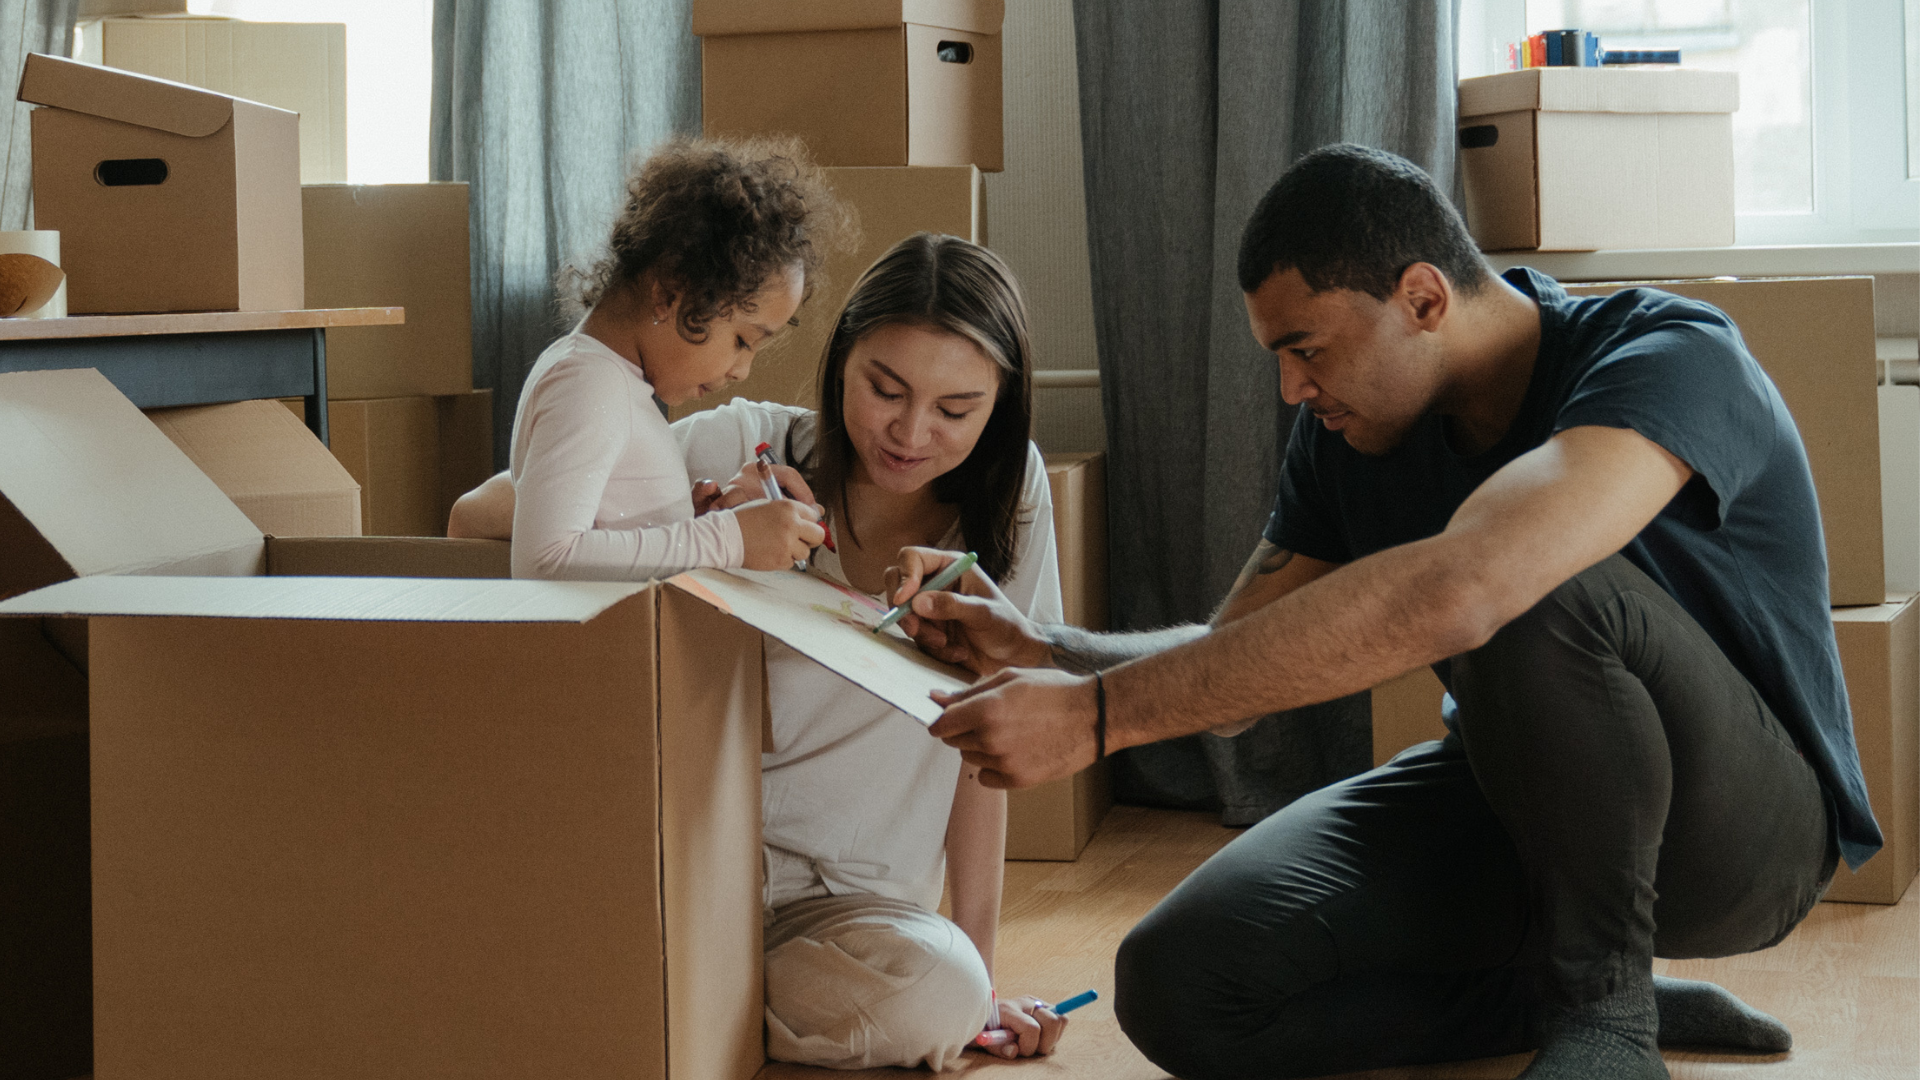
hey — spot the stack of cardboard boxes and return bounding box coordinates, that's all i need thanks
[691,0,1111,858]
[69,3,492,538]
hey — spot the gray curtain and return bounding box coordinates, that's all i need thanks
[431,0,701,468]
[1,0,76,230]
[1073,0,1457,824]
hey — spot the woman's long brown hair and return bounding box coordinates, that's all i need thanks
[801,233,1035,585]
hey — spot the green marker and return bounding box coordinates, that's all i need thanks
[873,551,978,635]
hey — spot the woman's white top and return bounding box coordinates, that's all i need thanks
[508,329,746,580]
[675,399,1065,912]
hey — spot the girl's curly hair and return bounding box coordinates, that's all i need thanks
[559,135,846,340]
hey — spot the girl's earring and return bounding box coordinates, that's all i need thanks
[653,316,663,325]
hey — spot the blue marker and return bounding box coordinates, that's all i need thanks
[975,989,1098,1048]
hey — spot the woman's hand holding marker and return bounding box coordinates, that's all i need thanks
[886,546,1052,674]
[974,989,1093,1057]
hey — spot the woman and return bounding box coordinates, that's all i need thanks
[452,233,1069,1069]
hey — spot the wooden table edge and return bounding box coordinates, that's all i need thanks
[0,307,405,341]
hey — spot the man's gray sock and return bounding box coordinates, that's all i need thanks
[1654,975,1792,1052]
[1520,975,1667,1080]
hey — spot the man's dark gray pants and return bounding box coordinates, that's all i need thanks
[1114,554,1838,1079]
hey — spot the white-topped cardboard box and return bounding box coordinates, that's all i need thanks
[18,51,302,313]
[0,367,970,1080]
[695,0,1005,170]
[1457,67,1739,251]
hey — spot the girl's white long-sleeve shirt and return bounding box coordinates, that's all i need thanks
[508,330,745,581]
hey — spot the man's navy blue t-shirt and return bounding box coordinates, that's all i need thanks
[1264,267,1882,869]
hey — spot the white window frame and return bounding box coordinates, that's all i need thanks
[1460,0,1920,247]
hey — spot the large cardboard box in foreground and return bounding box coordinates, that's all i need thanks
[1006,452,1113,861]
[303,183,475,399]
[1564,278,1884,605]
[145,399,361,537]
[696,0,1004,171]
[1458,68,1738,251]
[19,52,303,314]
[76,16,346,183]
[1,366,975,1079]
[674,164,982,418]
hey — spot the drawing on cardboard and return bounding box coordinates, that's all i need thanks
[669,567,970,725]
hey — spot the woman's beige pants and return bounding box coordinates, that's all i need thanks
[764,893,994,1071]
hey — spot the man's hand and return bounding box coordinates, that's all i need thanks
[886,547,1051,675]
[928,668,1097,788]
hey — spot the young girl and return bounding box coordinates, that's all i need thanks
[453,232,1069,1068]
[506,136,834,581]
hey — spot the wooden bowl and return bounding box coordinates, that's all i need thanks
[0,253,65,317]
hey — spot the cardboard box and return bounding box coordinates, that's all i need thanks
[0,365,975,1079]
[77,16,346,183]
[674,164,981,418]
[1371,665,1449,767]
[695,0,1003,171]
[286,391,493,537]
[1005,452,1112,861]
[1565,278,1884,605]
[19,52,303,314]
[1045,452,1108,631]
[1881,385,1920,593]
[303,184,475,399]
[145,399,361,537]
[1825,594,1919,905]
[1458,68,1738,251]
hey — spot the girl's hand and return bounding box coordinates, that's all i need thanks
[716,461,818,512]
[983,994,1067,1058]
[736,498,826,570]
[690,478,723,516]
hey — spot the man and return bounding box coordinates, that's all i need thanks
[890,145,1879,1079]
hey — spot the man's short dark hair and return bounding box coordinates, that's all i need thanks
[1236,144,1493,300]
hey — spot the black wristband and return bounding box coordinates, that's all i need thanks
[1093,669,1107,761]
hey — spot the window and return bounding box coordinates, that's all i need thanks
[95,0,437,184]
[1461,0,1919,245]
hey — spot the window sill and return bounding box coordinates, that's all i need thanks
[1484,243,1918,282]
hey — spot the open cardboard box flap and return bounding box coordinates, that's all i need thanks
[17,50,248,137]
[0,368,264,599]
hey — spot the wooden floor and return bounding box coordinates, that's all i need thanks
[756,806,1920,1080]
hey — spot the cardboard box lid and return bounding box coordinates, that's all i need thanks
[693,0,1003,36]
[0,369,263,598]
[1459,67,1739,118]
[15,50,290,137]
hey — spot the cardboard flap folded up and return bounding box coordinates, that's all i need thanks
[671,568,969,724]
[1458,67,1740,118]
[0,368,263,600]
[17,51,243,136]
[693,0,1003,36]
